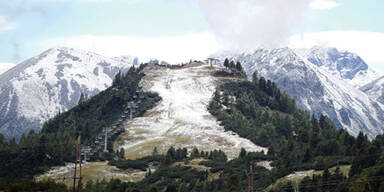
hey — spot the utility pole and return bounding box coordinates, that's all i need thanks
[78,138,82,192]
[104,127,108,153]
[72,135,83,192]
[294,180,299,192]
[245,163,256,192]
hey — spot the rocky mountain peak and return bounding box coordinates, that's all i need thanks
[0,47,134,138]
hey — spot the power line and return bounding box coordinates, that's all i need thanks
[256,169,384,191]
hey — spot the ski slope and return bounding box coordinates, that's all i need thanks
[118,63,267,159]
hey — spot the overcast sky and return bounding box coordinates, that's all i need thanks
[0,0,383,72]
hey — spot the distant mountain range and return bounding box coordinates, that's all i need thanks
[1,46,383,139]
[296,46,379,87]
[214,47,384,138]
[0,47,133,138]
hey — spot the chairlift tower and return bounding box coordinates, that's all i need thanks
[103,127,108,153]
[207,58,220,67]
[81,146,91,168]
[127,101,138,120]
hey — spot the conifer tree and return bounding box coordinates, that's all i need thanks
[152,147,159,156]
[239,148,247,159]
[224,58,229,69]
[235,61,242,71]
[229,61,235,69]
[119,148,125,160]
[252,71,259,85]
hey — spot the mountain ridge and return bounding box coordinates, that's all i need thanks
[295,46,380,87]
[0,47,133,138]
[213,47,384,138]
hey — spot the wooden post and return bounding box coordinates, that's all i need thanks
[250,164,254,192]
[246,163,255,192]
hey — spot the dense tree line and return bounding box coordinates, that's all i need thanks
[0,178,67,192]
[214,58,247,78]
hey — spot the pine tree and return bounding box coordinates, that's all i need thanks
[235,61,242,71]
[239,148,247,159]
[226,175,240,192]
[119,148,125,159]
[303,148,311,162]
[165,146,176,164]
[252,71,259,86]
[259,77,266,91]
[78,93,88,105]
[229,61,235,69]
[191,147,200,159]
[224,58,229,69]
[355,132,366,152]
[152,147,159,156]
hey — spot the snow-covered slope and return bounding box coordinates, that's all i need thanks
[361,76,384,106]
[0,47,133,138]
[0,62,16,75]
[118,64,267,159]
[214,48,384,138]
[296,46,380,87]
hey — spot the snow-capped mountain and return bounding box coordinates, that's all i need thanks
[361,75,384,106]
[214,47,384,138]
[0,63,16,75]
[296,46,380,87]
[0,47,133,138]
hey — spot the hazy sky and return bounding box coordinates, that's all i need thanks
[0,0,383,72]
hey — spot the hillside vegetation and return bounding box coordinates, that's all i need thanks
[0,62,384,192]
[0,64,161,180]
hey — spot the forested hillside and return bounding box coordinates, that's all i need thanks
[0,62,383,192]
[207,65,384,191]
[0,64,161,180]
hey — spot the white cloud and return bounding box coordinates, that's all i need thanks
[310,0,340,10]
[0,62,16,75]
[193,0,310,49]
[42,32,221,64]
[289,31,384,73]
[0,16,18,32]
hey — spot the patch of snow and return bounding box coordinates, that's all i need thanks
[257,161,273,171]
[120,64,267,159]
[286,170,315,180]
